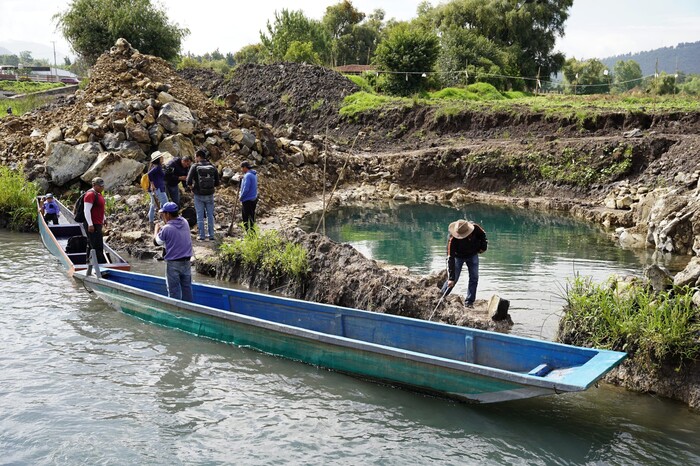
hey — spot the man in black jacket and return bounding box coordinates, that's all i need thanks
[164,155,193,205]
[440,219,488,308]
[186,149,220,241]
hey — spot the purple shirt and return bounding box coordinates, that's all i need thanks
[148,164,166,191]
[155,216,193,260]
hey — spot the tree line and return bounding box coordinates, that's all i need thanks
[53,0,700,97]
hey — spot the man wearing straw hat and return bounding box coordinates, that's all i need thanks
[440,219,488,308]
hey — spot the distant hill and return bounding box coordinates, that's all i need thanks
[0,46,12,55]
[600,41,700,76]
[0,40,72,64]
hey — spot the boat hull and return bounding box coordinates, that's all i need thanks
[79,270,627,404]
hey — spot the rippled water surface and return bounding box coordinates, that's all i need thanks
[1,229,699,465]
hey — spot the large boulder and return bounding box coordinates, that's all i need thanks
[45,142,100,186]
[158,134,195,158]
[157,102,196,135]
[80,152,145,190]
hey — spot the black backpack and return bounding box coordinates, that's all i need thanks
[196,164,217,194]
[164,161,178,185]
[73,191,88,223]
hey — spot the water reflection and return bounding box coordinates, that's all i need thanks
[301,202,689,339]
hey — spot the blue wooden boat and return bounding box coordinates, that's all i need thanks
[73,267,627,403]
[37,197,130,275]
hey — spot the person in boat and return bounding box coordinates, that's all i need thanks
[186,149,219,241]
[239,161,258,231]
[41,193,60,225]
[164,155,193,206]
[154,202,194,302]
[147,151,169,229]
[440,219,488,308]
[84,177,108,263]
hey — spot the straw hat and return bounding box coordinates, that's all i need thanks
[448,219,474,239]
[150,151,164,162]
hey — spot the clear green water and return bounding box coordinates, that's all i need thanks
[300,202,688,339]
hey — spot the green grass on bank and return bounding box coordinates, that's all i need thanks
[559,276,700,370]
[0,166,38,230]
[0,81,65,94]
[339,81,700,120]
[220,228,309,280]
[0,95,53,118]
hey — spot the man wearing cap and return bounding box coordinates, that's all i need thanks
[239,161,258,231]
[147,151,169,229]
[84,177,108,263]
[440,219,488,308]
[41,193,60,225]
[186,149,220,241]
[154,202,194,301]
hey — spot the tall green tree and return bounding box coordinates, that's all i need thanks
[234,44,265,65]
[54,0,189,65]
[323,0,365,67]
[562,58,608,94]
[613,60,643,92]
[419,0,573,89]
[373,22,439,95]
[260,9,330,64]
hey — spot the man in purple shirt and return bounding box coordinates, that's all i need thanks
[154,202,194,301]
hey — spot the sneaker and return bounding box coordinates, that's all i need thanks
[197,237,206,242]
[465,302,474,308]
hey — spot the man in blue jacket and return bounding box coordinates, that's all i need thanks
[239,161,258,231]
[154,202,194,301]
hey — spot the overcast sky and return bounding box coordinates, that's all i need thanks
[1,0,699,62]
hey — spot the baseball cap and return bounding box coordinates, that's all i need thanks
[159,202,179,213]
[92,177,105,186]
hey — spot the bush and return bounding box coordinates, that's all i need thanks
[219,228,309,280]
[0,166,38,230]
[345,75,374,94]
[560,276,700,369]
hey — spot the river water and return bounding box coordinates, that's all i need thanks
[1,223,699,464]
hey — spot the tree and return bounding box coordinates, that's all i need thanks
[54,0,189,65]
[234,44,264,65]
[284,41,322,64]
[613,60,643,92]
[225,52,235,67]
[562,58,608,94]
[373,22,440,96]
[19,51,33,64]
[260,9,330,64]
[323,0,365,67]
[419,0,573,88]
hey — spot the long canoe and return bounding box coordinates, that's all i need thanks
[37,197,130,275]
[74,267,626,403]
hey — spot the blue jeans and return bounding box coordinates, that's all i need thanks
[194,194,215,239]
[166,184,181,206]
[166,259,193,301]
[441,254,479,304]
[148,189,169,223]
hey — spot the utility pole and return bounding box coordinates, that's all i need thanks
[51,41,57,82]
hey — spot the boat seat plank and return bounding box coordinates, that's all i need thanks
[528,363,553,377]
[48,224,84,239]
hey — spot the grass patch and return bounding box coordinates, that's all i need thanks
[0,81,64,94]
[0,166,38,230]
[220,228,309,280]
[345,75,375,94]
[0,95,53,118]
[559,276,700,369]
[339,92,411,119]
[310,99,325,111]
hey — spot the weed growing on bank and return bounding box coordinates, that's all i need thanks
[559,276,700,370]
[0,81,64,94]
[0,166,38,230]
[0,95,52,118]
[220,228,309,280]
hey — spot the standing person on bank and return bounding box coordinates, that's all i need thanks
[154,202,194,301]
[164,155,193,206]
[239,161,258,231]
[83,177,108,263]
[147,151,169,228]
[186,149,219,241]
[41,193,60,225]
[440,219,488,308]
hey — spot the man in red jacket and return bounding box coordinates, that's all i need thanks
[83,177,107,263]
